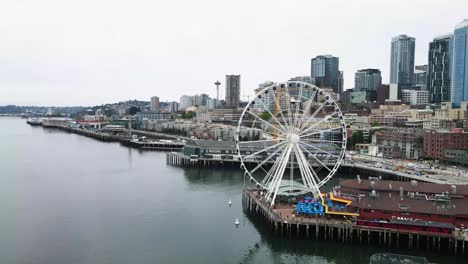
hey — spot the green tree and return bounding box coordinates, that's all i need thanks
[370,120,380,127]
[181,111,196,119]
[347,130,364,150]
[258,111,272,120]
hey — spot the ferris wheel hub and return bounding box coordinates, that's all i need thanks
[288,133,300,144]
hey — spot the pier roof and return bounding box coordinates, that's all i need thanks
[352,195,457,216]
[340,179,468,196]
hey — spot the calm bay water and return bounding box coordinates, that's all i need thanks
[0,117,464,264]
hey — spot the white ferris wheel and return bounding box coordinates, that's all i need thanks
[235,81,346,206]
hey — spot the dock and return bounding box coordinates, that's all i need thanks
[29,120,185,151]
[242,189,468,256]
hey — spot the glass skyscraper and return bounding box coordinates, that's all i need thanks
[390,35,415,86]
[354,69,382,92]
[310,55,341,94]
[427,34,453,103]
[451,20,468,107]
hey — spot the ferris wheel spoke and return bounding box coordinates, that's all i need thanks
[238,138,283,145]
[265,144,291,196]
[284,86,294,131]
[250,143,288,175]
[268,145,293,206]
[294,145,322,198]
[293,145,312,190]
[299,141,340,159]
[302,138,344,145]
[260,150,284,187]
[300,126,344,138]
[299,111,339,136]
[295,98,314,130]
[293,85,308,130]
[272,87,291,129]
[256,100,289,134]
[241,140,287,160]
[246,110,288,136]
[258,129,286,140]
[299,102,326,131]
[298,143,333,172]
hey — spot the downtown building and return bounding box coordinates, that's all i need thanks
[150,96,160,111]
[179,95,193,110]
[428,34,453,104]
[424,129,468,165]
[390,35,416,88]
[225,75,241,108]
[354,69,382,92]
[311,55,343,95]
[451,20,468,107]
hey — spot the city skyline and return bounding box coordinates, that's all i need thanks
[1,0,468,106]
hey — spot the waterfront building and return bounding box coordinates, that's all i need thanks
[401,89,429,105]
[210,108,243,122]
[179,95,193,110]
[150,96,160,112]
[390,35,416,86]
[423,129,468,163]
[451,20,468,107]
[225,75,241,108]
[428,34,453,103]
[311,55,341,94]
[434,108,466,121]
[372,127,424,159]
[423,119,456,130]
[354,69,382,92]
[340,179,468,227]
[135,111,172,121]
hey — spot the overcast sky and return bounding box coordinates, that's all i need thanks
[1,0,467,106]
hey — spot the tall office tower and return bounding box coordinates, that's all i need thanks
[311,55,340,94]
[199,94,209,106]
[179,95,193,109]
[150,96,160,111]
[428,34,453,103]
[225,75,241,108]
[354,69,382,92]
[451,20,468,107]
[390,35,416,86]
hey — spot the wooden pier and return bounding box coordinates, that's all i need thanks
[32,122,184,151]
[242,189,468,256]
